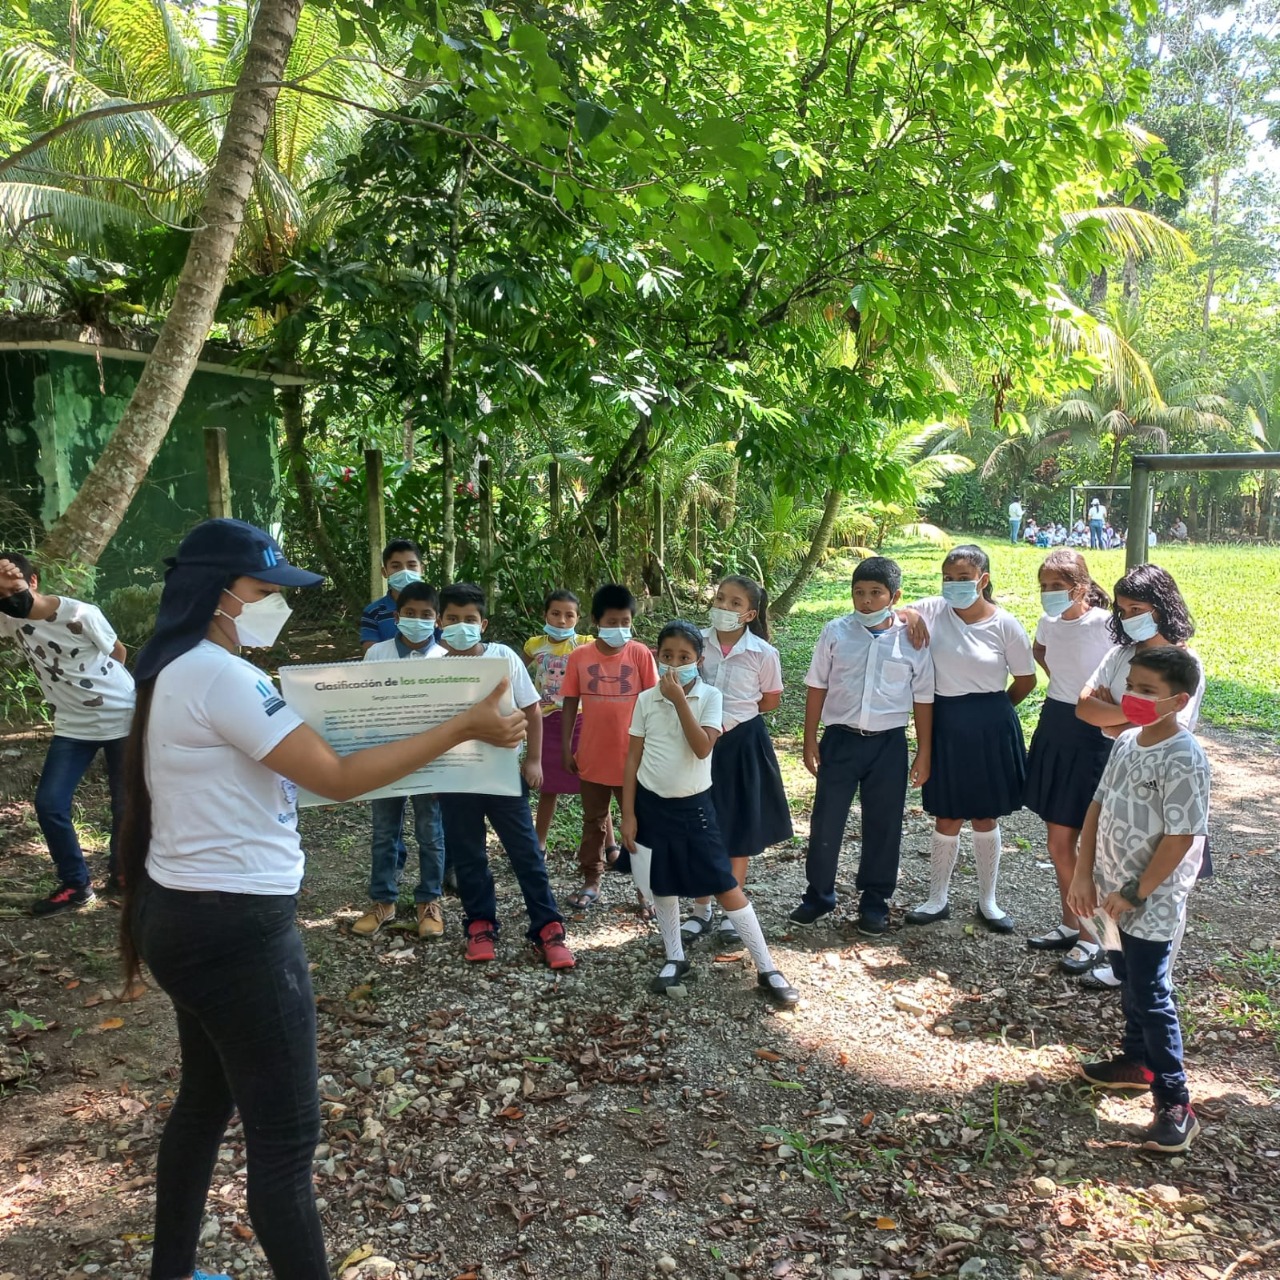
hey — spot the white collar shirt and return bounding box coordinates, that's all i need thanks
[804,613,934,732]
[630,680,724,797]
[699,627,783,732]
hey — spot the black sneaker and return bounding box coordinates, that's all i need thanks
[32,883,95,916]
[101,873,125,900]
[649,960,692,995]
[1079,1056,1154,1092]
[1140,1103,1200,1152]
[788,901,832,927]
[856,911,888,937]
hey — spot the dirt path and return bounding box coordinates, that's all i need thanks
[0,724,1277,1280]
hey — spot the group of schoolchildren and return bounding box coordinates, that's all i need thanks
[1023,518,1127,551]
[0,533,1214,1151]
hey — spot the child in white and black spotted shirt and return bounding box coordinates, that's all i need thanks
[0,552,135,913]
[1069,645,1209,1154]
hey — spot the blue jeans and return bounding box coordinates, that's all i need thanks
[802,726,908,917]
[1090,519,1105,549]
[35,735,126,888]
[134,880,327,1280]
[438,786,562,940]
[1110,929,1188,1108]
[369,794,445,903]
[1009,518,1021,544]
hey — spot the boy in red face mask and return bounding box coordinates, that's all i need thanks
[1067,646,1210,1153]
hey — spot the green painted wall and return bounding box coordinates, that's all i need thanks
[0,349,280,592]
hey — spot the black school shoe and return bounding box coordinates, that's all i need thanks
[649,960,692,995]
[856,911,889,937]
[975,905,1015,934]
[788,901,833,928]
[32,883,96,916]
[757,971,799,1007]
[1140,1103,1200,1153]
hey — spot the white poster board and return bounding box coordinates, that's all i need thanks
[278,657,521,805]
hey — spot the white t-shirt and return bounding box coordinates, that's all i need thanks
[630,680,723,798]
[364,637,433,662]
[145,641,306,895]
[1093,728,1210,941]
[805,614,934,730]
[700,628,783,732]
[1034,607,1114,705]
[0,599,135,740]
[1084,644,1204,732]
[913,598,1035,697]
[435,642,539,762]
[1009,501,1023,520]
[1090,503,1106,522]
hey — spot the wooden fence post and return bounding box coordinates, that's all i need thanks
[204,426,231,519]
[366,447,385,602]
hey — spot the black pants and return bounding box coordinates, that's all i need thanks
[803,725,908,914]
[134,880,327,1280]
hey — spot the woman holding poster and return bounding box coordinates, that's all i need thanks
[117,518,525,1280]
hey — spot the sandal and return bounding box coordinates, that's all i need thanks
[567,886,601,910]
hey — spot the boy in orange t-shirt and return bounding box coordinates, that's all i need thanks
[561,584,657,908]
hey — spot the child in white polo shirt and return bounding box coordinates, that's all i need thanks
[622,620,798,1006]
[0,552,136,913]
[788,558,934,936]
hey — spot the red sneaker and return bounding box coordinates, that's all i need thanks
[465,921,497,963]
[535,922,576,971]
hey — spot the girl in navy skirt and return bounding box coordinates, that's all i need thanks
[903,545,1037,932]
[621,621,798,1007]
[682,575,793,947]
[1023,550,1114,971]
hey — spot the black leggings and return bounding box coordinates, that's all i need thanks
[134,879,327,1280]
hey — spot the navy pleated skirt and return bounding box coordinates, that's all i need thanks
[922,691,1026,821]
[635,784,739,899]
[710,714,794,858]
[1024,696,1112,829]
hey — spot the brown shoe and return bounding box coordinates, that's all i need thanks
[417,899,445,939]
[352,901,396,936]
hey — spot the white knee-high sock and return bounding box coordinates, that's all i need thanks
[915,832,960,912]
[725,903,775,974]
[629,842,654,906]
[974,825,1004,918]
[653,896,684,962]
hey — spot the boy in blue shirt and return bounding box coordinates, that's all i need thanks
[361,539,427,652]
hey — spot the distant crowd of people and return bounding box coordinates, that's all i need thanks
[1009,497,1189,551]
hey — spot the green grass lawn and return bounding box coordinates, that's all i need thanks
[768,535,1280,738]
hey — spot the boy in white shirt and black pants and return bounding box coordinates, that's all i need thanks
[0,552,136,913]
[1069,646,1209,1152]
[789,559,934,936]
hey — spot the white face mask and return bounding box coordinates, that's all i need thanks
[219,589,292,648]
[709,606,745,633]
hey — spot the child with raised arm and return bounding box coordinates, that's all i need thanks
[622,621,797,1007]
[1068,646,1209,1153]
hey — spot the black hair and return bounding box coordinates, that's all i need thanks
[591,582,637,621]
[1109,563,1194,646]
[382,538,422,565]
[943,544,994,602]
[396,581,439,611]
[717,574,770,641]
[1039,549,1110,609]
[1129,645,1201,697]
[439,581,487,618]
[657,619,704,658]
[545,589,580,612]
[0,551,35,582]
[852,556,902,597]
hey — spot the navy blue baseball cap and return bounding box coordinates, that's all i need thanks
[169,518,324,587]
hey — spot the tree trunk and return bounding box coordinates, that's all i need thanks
[1121,250,1138,305]
[478,454,495,602]
[771,487,844,616]
[37,0,303,567]
[1088,267,1108,309]
[440,435,456,581]
[438,152,473,582]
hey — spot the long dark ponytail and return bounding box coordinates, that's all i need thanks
[118,678,158,993]
[718,574,770,641]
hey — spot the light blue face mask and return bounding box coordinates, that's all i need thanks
[1121,611,1160,642]
[598,626,632,647]
[397,617,436,645]
[1040,590,1072,618]
[658,661,700,685]
[941,579,981,609]
[441,622,483,650]
[857,606,893,629]
[387,569,422,593]
[544,622,576,641]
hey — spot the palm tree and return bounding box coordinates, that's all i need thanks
[1229,360,1280,539]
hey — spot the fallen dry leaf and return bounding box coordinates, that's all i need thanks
[754,1049,783,1063]
[338,1244,374,1271]
[97,1017,124,1032]
[876,1216,897,1230]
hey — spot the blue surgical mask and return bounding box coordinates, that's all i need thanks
[397,617,435,645]
[857,606,893,628]
[1041,590,1072,618]
[941,580,981,609]
[441,622,483,650]
[1121,611,1160,642]
[658,662,700,685]
[598,626,632,647]
[387,569,422,593]
[544,622,576,642]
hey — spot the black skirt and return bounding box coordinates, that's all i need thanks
[922,691,1026,821]
[1024,696,1112,829]
[634,784,739,899]
[710,714,794,857]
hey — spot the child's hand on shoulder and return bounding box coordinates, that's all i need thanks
[658,669,686,703]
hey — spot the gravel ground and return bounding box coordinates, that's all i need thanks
[0,725,1277,1280]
